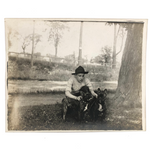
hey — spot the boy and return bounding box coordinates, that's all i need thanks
[65,66,98,101]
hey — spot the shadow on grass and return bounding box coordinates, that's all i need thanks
[8,101,142,131]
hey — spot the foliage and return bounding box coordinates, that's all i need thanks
[46,21,69,42]
[34,52,41,57]
[106,22,131,31]
[7,25,42,54]
[91,55,103,64]
[101,46,112,63]
[64,54,75,64]
[44,21,70,57]
[23,33,42,49]
[22,35,32,52]
[92,46,112,64]
[8,56,119,82]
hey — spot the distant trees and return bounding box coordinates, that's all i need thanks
[44,21,69,58]
[64,53,76,65]
[91,55,102,64]
[7,22,41,58]
[7,27,20,50]
[29,34,42,49]
[7,20,126,69]
[91,46,112,66]
[20,33,41,55]
[34,52,41,57]
[21,35,32,54]
[100,46,112,64]
[31,21,42,67]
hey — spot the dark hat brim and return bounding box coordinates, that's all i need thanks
[72,71,88,75]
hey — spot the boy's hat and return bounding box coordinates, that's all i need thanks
[72,66,88,75]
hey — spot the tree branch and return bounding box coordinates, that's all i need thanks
[114,31,125,57]
[116,25,121,39]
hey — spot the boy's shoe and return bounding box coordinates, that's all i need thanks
[84,104,88,111]
[98,104,103,112]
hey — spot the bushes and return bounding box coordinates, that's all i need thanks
[47,69,71,81]
[8,56,119,81]
[83,64,106,73]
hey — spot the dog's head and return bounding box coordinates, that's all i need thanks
[79,86,92,102]
[96,88,107,103]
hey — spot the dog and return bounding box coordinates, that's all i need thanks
[62,86,92,121]
[87,88,107,121]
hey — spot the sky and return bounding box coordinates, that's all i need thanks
[5,19,126,62]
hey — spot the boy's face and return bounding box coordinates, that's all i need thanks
[76,73,85,83]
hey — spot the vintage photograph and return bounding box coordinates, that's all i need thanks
[5,19,147,131]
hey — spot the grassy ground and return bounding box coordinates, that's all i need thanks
[7,93,142,131]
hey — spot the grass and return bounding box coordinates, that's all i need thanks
[7,93,142,131]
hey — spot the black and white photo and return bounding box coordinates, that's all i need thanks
[5,18,147,131]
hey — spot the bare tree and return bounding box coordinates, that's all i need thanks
[44,21,69,58]
[115,26,126,56]
[22,35,32,54]
[22,33,41,52]
[106,23,126,69]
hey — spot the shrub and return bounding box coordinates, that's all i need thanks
[8,55,119,81]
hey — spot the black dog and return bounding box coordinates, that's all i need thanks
[62,86,92,121]
[87,88,107,121]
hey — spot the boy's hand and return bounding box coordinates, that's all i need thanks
[76,96,82,101]
[92,92,98,98]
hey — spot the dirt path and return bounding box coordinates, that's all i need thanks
[7,93,142,131]
[8,80,117,94]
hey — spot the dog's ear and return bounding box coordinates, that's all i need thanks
[104,89,107,96]
[98,88,101,91]
[104,89,107,92]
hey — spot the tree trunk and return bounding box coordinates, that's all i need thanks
[113,23,143,108]
[73,51,76,66]
[112,23,117,69]
[22,48,25,56]
[31,20,35,67]
[78,21,83,66]
[55,45,57,58]
[23,49,25,57]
